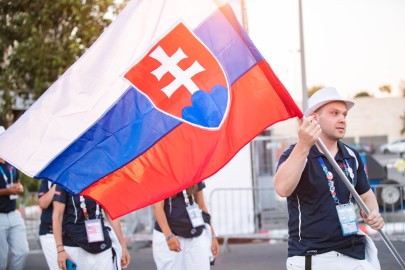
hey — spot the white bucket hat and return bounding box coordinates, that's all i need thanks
[304,87,354,117]
[0,126,5,136]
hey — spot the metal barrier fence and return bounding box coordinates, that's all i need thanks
[209,187,288,239]
[209,185,405,240]
[372,183,405,238]
[19,184,405,251]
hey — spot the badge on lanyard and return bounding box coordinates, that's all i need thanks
[318,157,358,236]
[1,166,17,200]
[85,219,105,243]
[186,204,205,228]
[336,203,358,236]
[183,190,204,228]
[80,196,104,243]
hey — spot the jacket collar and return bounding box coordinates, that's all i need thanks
[309,140,351,161]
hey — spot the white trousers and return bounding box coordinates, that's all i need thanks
[64,246,113,270]
[287,251,376,270]
[40,234,59,270]
[152,229,211,270]
[0,211,29,270]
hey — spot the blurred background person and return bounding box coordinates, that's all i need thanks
[153,182,219,270]
[0,125,29,270]
[53,184,130,270]
[38,179,58,269]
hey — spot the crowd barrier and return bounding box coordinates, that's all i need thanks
[208,185,405,251]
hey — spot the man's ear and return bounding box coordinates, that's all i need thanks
[312,113,318,121]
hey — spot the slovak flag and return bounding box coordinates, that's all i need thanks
[0,0,302,219]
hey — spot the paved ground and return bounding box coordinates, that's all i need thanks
[22,238,405,270]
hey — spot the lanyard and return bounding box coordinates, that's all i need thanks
[79,196,100,220]
[0,165,13,184]
[317,157,354,204]
[182,190,195,206]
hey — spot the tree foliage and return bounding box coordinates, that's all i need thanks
[378,84,392,94]
[354,91,372,98]
[0,0,120,123]
[307,85,324,98]
[0,0,125,190]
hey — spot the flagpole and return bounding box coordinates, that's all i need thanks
[316,138,405,269]
[241,0,249,32]
[298,0,308,113]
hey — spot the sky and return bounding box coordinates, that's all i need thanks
[234,0,405,103]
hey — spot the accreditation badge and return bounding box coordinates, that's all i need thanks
[336,203,358,236]
[85,219,105,243]
[186,204,204,228]
[6,184,18,200]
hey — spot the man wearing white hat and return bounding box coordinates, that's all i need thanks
[274,87,384,270]
[0,126,29,270]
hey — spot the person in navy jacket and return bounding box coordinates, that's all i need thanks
[38,179,59,269]
[274,87,384,270]
[0,126,29,270]
[153,182,219,270]
[52,185,130,270]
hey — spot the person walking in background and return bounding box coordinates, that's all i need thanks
[0,126,29,270]
[38,179,59,270]
[153,182,219,270]
[274,87,384,270]
[53,184,130,270]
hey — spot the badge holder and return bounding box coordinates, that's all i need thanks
[1,167,17,200]
[183,190,204,228]
[186,204,205,228]
[336,203,358,236]
[85,219,105,243]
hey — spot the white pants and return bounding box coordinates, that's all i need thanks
[64,246,113,270]
[152,229,211,270]
[40,234,59,270]
[287,251,376,270]
[0,211,29,270]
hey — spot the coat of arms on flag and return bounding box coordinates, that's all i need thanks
[125,22,229,129]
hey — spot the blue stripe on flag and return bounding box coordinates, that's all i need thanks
[36,87,181,193]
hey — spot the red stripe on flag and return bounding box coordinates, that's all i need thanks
[81,61,302,219]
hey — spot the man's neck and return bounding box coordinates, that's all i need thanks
[318,136,339,157]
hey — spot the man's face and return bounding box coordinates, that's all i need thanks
[313,101,348,141]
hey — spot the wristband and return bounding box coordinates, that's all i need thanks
[166,233,175,241]
[212,234,218,239]
[57,249,65,254]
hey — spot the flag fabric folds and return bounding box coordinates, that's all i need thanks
[0,0,303,219]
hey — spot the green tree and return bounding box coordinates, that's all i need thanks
[354,91,372,97]
[0,0,125,189]
[19,173,39,192]
[308,85,324,97]
[0,0,121,124]
[378,84,392,94]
